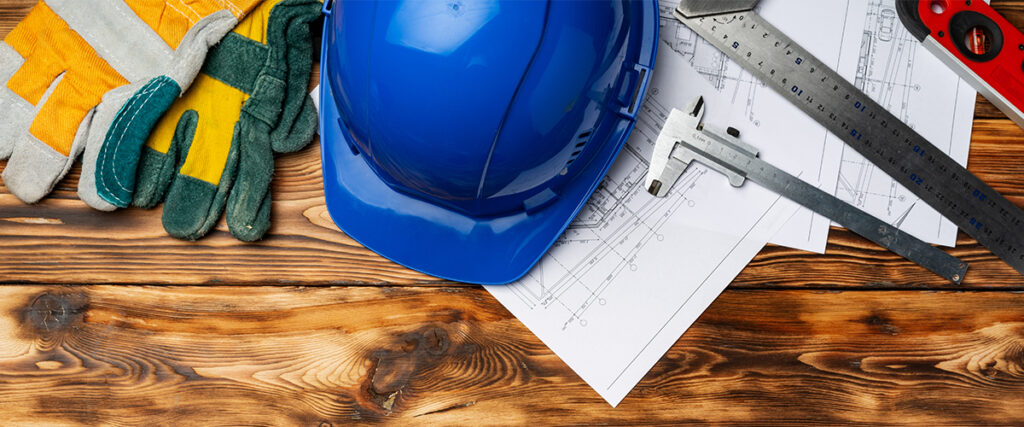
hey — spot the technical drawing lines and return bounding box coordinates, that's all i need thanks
[507,95,706,331]
[840,0,922,221]
[856,0,918,123]
[656,1,766,124]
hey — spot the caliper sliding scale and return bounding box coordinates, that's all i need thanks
[671,0,1024,276]
[646,97,968,284]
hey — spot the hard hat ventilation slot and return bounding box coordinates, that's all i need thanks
[566,130,593,166]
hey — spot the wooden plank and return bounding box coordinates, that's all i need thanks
[0,286,1021,424]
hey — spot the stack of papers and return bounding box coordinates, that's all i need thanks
[485,0,977,406]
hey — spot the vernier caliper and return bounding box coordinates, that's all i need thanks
[645,96,969,284]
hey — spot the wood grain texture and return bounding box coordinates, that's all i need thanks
[0,286,1021,425]
[0,0,30,35]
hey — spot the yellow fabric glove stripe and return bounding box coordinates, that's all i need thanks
[146,87,194,156]
[125,0,264,49]
[231,0,276,45]
[170,74,248,185]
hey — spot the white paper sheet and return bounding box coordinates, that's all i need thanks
[657,0,859,253]
[485,44,803,406]
[310,84,320,113]
[829,0,976,247]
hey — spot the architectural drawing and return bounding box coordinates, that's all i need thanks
[832,0,976,246]
[658,3,766,125]
[656,0,974,247]
[839,0,921,224]
[506,93,707,331]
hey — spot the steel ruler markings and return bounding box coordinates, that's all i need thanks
[679,125,967,283]
[674,9,1024,274]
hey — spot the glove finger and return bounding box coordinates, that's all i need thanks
[133,110,198,209]
[2,103,93,204]
[226,112,275,242]
[162,130,239,241]
[1,41,71,204]
[94,76,181,208]
[78,88,122,212]
[272,95,317,154]
[228,182,272,242]
[0,41,33,159]
[267,0,322,153]
[159,71,247,241]
[218,0,321,240]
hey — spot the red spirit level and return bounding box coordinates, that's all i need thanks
[898,0,1024,129]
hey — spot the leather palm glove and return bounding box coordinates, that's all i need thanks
[128,0,321,241]
[0,0,264,207]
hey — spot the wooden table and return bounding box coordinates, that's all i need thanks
[2,1,1024,424]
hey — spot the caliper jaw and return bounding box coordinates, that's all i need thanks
[645,97,704,197]
[645,96,760,197]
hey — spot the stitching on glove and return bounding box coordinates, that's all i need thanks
[97,81,166,204]
[207,0,243,18]
[163,0,199,24]
[218,0,243,17]
[167,5,196,25]
[31,135,65,163]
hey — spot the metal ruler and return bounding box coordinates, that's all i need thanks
[646,99,968,284]
[673,1,1024,275]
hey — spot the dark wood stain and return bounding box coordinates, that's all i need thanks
[15,289,88,342]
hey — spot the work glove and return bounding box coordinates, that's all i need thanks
[128,0,321,241]
[0,0,263,207]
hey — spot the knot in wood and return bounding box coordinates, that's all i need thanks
[362,326,453,414]
[23,292,87,337]
[422,326,450,356]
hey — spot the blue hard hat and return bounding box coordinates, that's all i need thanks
[318,0,658,284]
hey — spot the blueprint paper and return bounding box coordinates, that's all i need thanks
[485,43,802,406]
[658,0,860,253]
[829,0,976,247]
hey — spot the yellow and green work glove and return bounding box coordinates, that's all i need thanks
[0,0,265,207]
[127,0,321,241]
